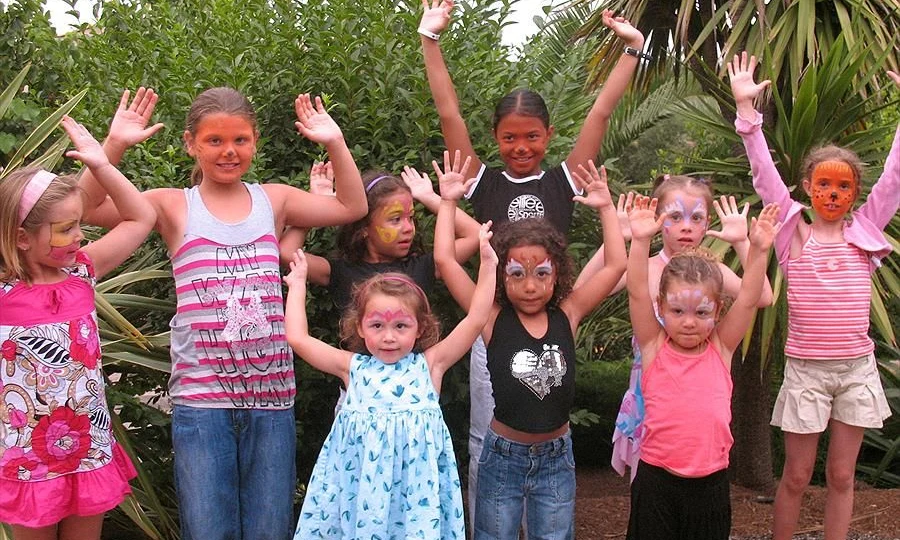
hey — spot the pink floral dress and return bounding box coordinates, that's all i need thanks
[0,252,136,528]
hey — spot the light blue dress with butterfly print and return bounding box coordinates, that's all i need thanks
[294,352,465,539]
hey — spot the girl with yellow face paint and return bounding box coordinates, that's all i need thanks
[730,53,897,540]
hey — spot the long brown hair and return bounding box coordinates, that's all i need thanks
[335,171,414,264]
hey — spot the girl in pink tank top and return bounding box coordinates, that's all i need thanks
[624,195,778,540]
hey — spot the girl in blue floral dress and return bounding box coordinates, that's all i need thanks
[284,166,497,539]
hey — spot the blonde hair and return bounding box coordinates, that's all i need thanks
[0,168,80,284]
[184,87,258,186]
[658,247,725,305]
[651,174,714,216]
[339,272,440,354]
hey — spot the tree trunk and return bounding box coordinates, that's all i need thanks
[729,323,775,492]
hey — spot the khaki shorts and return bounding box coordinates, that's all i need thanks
[771,354,891,434]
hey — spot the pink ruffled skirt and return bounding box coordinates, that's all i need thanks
[0,443,137,528]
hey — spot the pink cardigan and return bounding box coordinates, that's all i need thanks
[735,111,898,272]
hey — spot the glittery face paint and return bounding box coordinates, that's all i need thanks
[504,245,556,314]
[660,283,719,352]
[364,309,415,325]
[47,220,82,260]
[808,160,856,221]
[660,193,708,253]
[358,293,420,363]
[366,192,416,261]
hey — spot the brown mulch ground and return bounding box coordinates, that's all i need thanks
[574,467,900,539]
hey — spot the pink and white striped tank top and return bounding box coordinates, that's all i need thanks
[168,183,295,409]
[784,234,873,359]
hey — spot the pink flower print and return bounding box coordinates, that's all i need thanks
[69,316,100,369]
[1,339,16,361]
[8,405,27,429]
[0,446,48,481]
[22,362,66,394]
[31,406,91,475]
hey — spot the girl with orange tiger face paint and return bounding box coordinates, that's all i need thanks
[803,160,859,221]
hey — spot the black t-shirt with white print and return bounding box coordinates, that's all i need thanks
[465,163,580,235]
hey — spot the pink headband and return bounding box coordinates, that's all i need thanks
[18,170,57,226]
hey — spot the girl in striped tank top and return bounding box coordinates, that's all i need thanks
[77,87,368,539]
[729,53,897,540]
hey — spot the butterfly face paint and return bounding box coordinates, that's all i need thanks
[365,192,416,262]
[359,292,420,363]
[48,220,83,261]
[504,244,556,314]
[661,284,719,352]
[808,160,857,221]
[660,194,708,252]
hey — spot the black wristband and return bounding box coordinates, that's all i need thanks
[623,46,652,61]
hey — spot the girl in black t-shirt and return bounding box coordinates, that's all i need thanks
[434,156,626,539]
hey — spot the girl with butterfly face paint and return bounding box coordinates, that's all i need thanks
[435,158,626,539]
[730,53,897,540]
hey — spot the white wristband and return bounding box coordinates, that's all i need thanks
[418,27,440,41]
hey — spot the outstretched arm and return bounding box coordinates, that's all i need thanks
[433,151,480,309]
[706,195,773,307]
[626,196,667,356]
[565,11,644,170]
[426,223,498,377]
[715,203,779,358]
[283,249,352,384]
[65,116,156,278]
[420,0,481,173]
[856,74,900,229]
[562,162,627,326]
[400,163,481,265]
[274,94,367,228]
[80,88,164,228]
[573,191,633,291]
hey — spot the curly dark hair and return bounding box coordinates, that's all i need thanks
[339,272,440,354]
[335,171,415,264]
[490,218,573,308]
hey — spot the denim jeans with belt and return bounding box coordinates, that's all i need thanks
[474,427,576,540]
[173,405,297,540]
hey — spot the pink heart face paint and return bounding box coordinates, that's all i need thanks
[503,245,556,314]
[660,282,719,353]
[808,160,857,221]
[358,293,420,363]
[660,193,708,253]
[365,192,415,262]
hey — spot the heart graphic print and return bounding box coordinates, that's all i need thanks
[510,344,567,399]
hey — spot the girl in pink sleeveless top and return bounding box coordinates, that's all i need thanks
[624,195,778,540]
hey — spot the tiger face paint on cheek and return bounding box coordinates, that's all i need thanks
[809,161,856,221]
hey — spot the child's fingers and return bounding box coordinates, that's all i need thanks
[740,202,749,217]
[118,89,131,111]
[431,159,444,179]
[463,176,477,193]
[459,154,472,179]
[314,96,326,114]
[712,198,724,218]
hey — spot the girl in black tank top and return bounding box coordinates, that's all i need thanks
[434,158,627,539]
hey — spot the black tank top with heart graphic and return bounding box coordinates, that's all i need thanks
[487,305,576,433]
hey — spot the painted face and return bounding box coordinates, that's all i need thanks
[660,191,709,254]
[364,192,415,262]
[659,280,719,353]
[20,193,84,272]
[504,245,556,314]
[183,113,257,185]
[806,160,857,221]
[493,113,553,178]
[357,293,421,363]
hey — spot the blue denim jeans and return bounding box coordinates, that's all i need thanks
[172,405,297,540]
[474,427,576,540]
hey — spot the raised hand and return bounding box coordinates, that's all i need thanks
[400,165,437,201]
[283,249,309,288]
[727,52,771,106]
[432,149,474,201]
[617,192,635,241]
[707,195,749,244]
[107,87,164,149]
[420,0,453,35]
[602,9,644,48]
[61,116,111,171]
[749,203,780,251]
[478,221,498,267]
[888,70,900,89]
[572,160,614,210]
[309,161,334,196]
[294,94,343,146]
[628,195,665,241]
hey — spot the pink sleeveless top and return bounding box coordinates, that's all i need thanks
[784,234,872,359]
[640,339,733,477]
